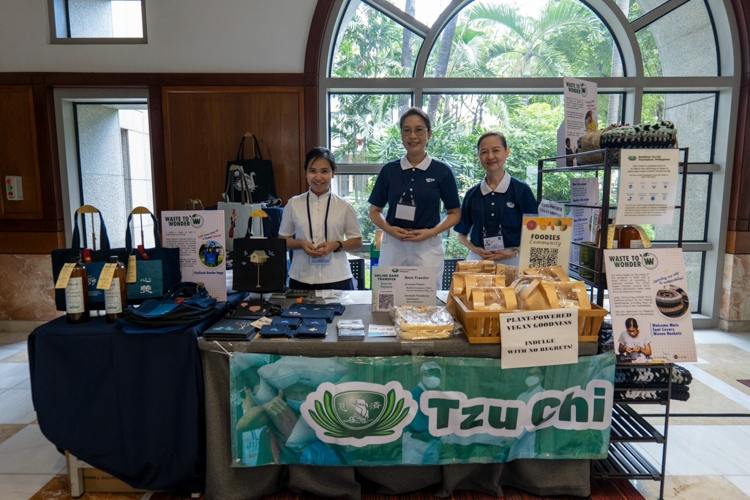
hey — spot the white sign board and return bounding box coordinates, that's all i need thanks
[570,177,599,264]
[604,248,696,363]
[371,266,436,312]
[563,77,598,165]
[518,216,573,272]
[617,149,680,225]
[501,309,579,368]
[162,210,227,301]
[538,200,566,217]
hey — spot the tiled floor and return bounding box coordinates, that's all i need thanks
[0,329,749,499]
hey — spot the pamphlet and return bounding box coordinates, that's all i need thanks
[538,200,565,217]
[570,177,599,264]
[162,210,227,301]
[338,319,365,341]
[500,308,579,369]
[518,216,573,272]
[367,324,396,337]
[563,77,598,166]
[604,248,696,363]
[371,266,436,312]
[617,149,679,225]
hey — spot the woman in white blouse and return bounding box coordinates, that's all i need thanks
[278,147,363,290]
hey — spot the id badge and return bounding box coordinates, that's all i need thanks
[311,255,331,265]
[483,235,505,251]
[395,203,416,221]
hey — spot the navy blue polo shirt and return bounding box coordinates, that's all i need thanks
[454,174,538,249]
[368,156,461,230]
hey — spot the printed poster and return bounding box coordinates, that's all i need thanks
[570,177,599,265]
[604,248,696,364]
[617,149,679,225]
[563,77,598,165]
[371,266,436,312]
[229,353,615,466]
[518,216,573,272]
[162,210,227,301]
[501,309,579,369]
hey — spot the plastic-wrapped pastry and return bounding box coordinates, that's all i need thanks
[511,277,551,310]
[450,273,504,299]
[523,265,570,282]
[468,287,518,311]
[495,264,518,286]
[456,261,496,274]
[391,306,455,340]
[541,281,592,309]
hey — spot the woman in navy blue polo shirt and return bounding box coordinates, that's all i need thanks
[455,131,538,266]
[368,108,461,285]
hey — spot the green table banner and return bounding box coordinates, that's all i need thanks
[229,352,615,466]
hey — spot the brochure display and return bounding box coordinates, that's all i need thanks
[604,248,696,363]
[517,216,573,272]
[371,266,437,312]
[617,149,679,225]
[162,210,227,301]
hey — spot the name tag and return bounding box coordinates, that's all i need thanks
[483,235,505,251]
[311,255,331,265]
[395,203,416,222]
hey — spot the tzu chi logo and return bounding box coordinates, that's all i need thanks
[301,382,417,446]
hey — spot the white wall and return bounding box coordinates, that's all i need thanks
[0,0,318,73]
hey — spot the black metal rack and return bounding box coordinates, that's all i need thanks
[535,148,690,306]
[593,362,673,500]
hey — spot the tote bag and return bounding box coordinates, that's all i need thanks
[225,133,277,203]
[217,164,261,254]
[51,206,129,311]
[232,211,287,293]
[124,208,182,304]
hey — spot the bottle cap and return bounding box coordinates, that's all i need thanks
[108,255,119,263]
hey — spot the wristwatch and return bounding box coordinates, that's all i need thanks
[334,241,343,252]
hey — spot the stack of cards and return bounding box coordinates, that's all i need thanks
[338,319,365,341]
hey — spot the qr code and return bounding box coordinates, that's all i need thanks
[378,292,395,311]
[529,247,559,268]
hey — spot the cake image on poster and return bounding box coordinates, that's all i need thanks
[655,286,689,318]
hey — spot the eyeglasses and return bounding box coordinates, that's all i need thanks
[401,127,428,136]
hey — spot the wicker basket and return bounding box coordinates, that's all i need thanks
[447,293,608,344]
[577,125,617,165]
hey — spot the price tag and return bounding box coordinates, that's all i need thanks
[127,255,137,283]
[250,317,273,329]
[97,263,118,290]
[54,263,76,289]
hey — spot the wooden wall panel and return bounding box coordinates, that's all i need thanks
[0,86,43,219]
[162,87,306,208]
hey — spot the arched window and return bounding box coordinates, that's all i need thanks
[317,0,740,325]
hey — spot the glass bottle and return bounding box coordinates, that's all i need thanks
[104,256,128,323]
[617,225,642,249]
[66,256,90,324]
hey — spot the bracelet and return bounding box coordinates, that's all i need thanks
[334,241,343,253]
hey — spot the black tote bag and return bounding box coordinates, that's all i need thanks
[124,208,182,304]
[51,207,130,311]
[232,213,287,293]
[225,134,277,203]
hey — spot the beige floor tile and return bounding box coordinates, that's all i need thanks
[632,475,750,500]
[696,344,750,365]
[0,423,26,445]
[0,348,28,363]
[697,364,750,397]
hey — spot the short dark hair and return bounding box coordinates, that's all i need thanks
[304,147,337,171]
[237,367,260,390]
[625,318,639,329]
[399,107,431,132]
[477,131,508,150]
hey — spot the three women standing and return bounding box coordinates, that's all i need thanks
[368,108,461,286]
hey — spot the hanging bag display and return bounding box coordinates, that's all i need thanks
[124,207,182,304]
[51,205,130,311]
[232,209,287,293]
[225,133,278,203]
[217,164,262,254]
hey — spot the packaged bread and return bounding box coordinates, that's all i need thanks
[523,265,570,282]
[391,306,454,340]
[495,264,518,286]
[456,260,496,274]
[451,272,504,299]
[468,287,518,311]
[511,276,551,311]
[541,281,592,309]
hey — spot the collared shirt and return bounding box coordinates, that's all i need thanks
[279,189,362,284]
[454,174,538,249]
[368,154,461,230]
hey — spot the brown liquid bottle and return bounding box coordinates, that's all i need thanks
[104,256,128,323]
[617,225,642,249]
[66,257,90,324]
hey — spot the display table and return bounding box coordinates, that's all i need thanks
[198,296,599,500]
[28,294,243,493]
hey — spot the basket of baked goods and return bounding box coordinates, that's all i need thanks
[391,305,456,340]
[446,263,607,344]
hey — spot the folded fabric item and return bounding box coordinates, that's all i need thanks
[118,309,215,328]
[203,332,256,342]
[203,318,257,335]
[259,324,293,338]
[124,283,216,323]
[280,305,336,323]
[286,302,345,315]
[618,384,689,402]
[117,314,214,334]
[227,299,280,320]
[271,317,301,329]
[615,365,692,386]
[296,319,328,338]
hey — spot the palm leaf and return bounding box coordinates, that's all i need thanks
[315,398,340,430]
[309,410,340,433]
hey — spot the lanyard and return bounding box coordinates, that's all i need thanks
[399,167,418,206]
[306,191,332,245]
[479,188,503,239]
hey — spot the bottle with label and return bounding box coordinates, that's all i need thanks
[104,256,128,323]
[617,225,642,249]
[65,256,90,324]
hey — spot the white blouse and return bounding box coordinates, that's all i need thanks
[278,190,362,284]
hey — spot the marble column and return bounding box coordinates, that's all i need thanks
[720,251,750,332]
[0,254,62,322]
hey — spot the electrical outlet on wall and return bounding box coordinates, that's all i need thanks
[5,176,23,201]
